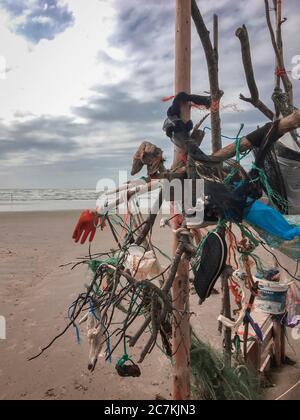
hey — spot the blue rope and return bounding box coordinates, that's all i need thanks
[88,300,101,321]
[67,306,81,345]
[203,126,244,141]
[106,334,112,364]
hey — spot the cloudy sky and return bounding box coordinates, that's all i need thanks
[0,0,299,189]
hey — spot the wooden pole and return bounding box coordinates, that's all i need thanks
[212,13,232,365]
[274,0,282,92]
[191,0,222,152]
[172,0,191,401]
[213,14,219,59]
[265,0,293,107]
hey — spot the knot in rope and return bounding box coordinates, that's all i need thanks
[275,67,287,77]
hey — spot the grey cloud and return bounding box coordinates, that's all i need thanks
[1,0,300,188]
[0,115,81,163]
[73,83,165,124]
[0,0,74,43]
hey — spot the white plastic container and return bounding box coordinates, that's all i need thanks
[254,277,289,315]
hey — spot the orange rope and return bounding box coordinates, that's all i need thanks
[226,225,238,269]
[170,202,183,229]
[210,99,220,113]
[161,95,175,102]
[275,67,287,77]
[229,277,243,306]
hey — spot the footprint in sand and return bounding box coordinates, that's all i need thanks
[44,389,57,399]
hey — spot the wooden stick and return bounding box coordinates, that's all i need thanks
[192,0,223,152]
[221,267,233,366]
[273,319,283,367]
[264,0,293,106]
[135,190,163,246]
[211,110,300,161]
[172,0,191,401]
[274,0,282,91]
[236,25,274,120]
[213,14,219,59]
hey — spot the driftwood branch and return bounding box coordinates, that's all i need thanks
[135,190,163,246]
[236,25,274,120]
[212,110,300,161]
[192,0,223,152]
[264,0,294,106]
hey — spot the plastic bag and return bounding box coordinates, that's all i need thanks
[244,201,300,241]
[125,246,162,281]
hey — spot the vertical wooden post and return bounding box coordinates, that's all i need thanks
[274,0,282,91]
[172,0,191,401]
[213,14,219,59]
[273,319,283,367]
[221,269,232,366]
[212,13,232,365]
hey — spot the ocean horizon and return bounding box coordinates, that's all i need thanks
[0,188,166,213]
[0,188,98,212]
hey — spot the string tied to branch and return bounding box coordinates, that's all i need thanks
[116,337,130,368]
[275,67,287,77]
[210,99,220,113]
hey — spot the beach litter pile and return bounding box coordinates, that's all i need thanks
[29,90,300,389]
[29,0,300,400]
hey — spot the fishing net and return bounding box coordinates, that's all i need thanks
[190,334,262,400]
[252,145,287,213]
[249,122,288,214]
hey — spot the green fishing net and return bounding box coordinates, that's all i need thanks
[190,334,262,400]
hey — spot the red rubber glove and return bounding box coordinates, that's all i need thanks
[72,210,99,244]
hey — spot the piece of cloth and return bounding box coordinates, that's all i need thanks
[205,181,251,223]
[131,141,165,176]
[244,200,300,241]
[194,231,227,303]
[164,91,211,141]
[246,123,274,149]
[167,91,211,120]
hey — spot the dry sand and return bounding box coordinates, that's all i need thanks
[0,211,299,400]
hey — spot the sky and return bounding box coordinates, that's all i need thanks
[0,0,299,189]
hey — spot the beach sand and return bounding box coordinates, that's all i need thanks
[0,211,299,400]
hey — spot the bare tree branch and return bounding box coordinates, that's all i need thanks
[212,110,300,161]
[191,0,223,152]
[236,25,274,120]
[264,0,294,106]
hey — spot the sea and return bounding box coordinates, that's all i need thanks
[0,188,164,213]
[0,189,98,212]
